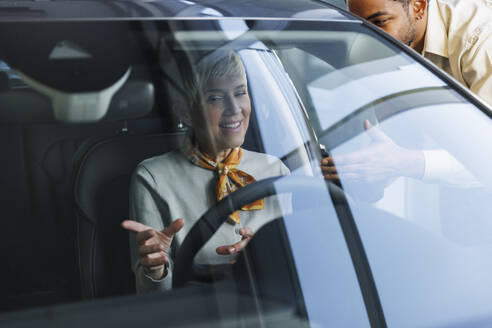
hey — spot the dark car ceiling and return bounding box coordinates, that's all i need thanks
[0,0,354,21]
[175,0,331,18]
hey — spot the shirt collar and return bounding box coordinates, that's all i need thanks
[422,0,449,58]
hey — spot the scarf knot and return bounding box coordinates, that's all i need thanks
[217,163,231,176]
[183,140,264,224]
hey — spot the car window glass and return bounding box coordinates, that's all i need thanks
[0,19,371,328]
[279,26,492,327]
[339,103,492,328]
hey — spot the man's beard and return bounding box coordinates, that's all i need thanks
[399,13,417,47]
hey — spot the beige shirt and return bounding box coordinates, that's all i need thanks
[423,0,492,107]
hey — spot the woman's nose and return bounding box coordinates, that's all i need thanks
[224,96,241,114]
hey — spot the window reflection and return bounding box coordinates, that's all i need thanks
[279,28,492,327]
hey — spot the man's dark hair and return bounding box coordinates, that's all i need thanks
[392,0,431,8]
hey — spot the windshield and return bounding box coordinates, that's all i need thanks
[275,20,492,328]
[1,18,492,328]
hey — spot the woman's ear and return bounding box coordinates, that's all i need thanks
[411,0,428,20]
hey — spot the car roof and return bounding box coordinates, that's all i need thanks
[0,0,357,21]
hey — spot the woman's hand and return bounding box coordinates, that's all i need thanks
[122,219,184,280]
[216,227,254,260]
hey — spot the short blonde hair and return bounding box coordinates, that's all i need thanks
[171,50,246,125]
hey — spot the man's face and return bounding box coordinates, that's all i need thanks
[348,0,417,47]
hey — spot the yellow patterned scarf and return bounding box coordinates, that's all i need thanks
[184,141,264,224]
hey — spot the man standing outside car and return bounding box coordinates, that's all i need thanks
[346,0,492,107]
[321,0,490,192]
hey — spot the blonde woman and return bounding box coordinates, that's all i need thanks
[122,51,289,293]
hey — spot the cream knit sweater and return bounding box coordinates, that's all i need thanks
[129,148,290,293]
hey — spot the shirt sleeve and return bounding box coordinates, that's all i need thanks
[422,150,481,188]
[129,164,173,293]
[461,25,492,108]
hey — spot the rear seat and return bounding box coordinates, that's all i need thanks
[0,72,179,310]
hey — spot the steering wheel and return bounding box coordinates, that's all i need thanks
[172,175,348,288]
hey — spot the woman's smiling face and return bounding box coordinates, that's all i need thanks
[191,73,251,158]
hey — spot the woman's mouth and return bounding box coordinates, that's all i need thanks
[219,120,242,131]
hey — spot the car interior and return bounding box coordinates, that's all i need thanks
[0,17,408,315]
[0,21,181,310]
[0,19,316,313]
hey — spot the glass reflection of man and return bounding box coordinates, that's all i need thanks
[346,0,492,107]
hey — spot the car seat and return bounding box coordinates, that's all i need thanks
[73,131,185,298]
[69,74,186,298]
[0,69,166,309]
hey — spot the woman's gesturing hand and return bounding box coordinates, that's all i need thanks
[122,218,185,280]
[216,227,254,258]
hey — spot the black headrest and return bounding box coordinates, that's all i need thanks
[0,79,154,123]
[105,79,155,120]
[0,22,155,123]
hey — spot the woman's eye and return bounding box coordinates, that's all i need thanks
[207,95,223,102]
[235,91,248,97]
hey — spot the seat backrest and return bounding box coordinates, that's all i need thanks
[73,132,185,299]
